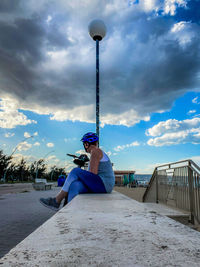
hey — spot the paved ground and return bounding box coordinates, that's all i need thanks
[2,192,200,266]
[1,184,198,260]
[0,185,148,260]
[0,185,61,259]
[114,186,200,232]
[0,183,34,196]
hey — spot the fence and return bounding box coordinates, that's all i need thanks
[143,160,200,225]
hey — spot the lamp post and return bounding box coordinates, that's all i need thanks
[50,167,55,181]
[88,19,106,145]
[3,135,34,182]
[35,150,55,179]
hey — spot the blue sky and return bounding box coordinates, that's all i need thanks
[0,0,200,173]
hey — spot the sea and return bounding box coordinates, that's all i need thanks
[134,174,152,185]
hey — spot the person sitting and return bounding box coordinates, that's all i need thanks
[39,132,115,211]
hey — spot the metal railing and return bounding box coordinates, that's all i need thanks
[143,159,200,224]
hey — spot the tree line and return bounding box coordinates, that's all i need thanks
[0,150,67,182]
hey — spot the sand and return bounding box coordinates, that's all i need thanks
[114,186,146,202]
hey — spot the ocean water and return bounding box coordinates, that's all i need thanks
[134,174,152,183]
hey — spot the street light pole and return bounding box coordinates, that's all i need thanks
[96,38,100,139]
[10,135,34,158]
[50,168,55,181]
[89,19,106,146]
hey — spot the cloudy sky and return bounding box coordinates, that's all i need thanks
[0,0,200,173]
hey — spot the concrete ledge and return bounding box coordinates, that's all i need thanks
[1,191,200,266]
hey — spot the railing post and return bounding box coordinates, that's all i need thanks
[156,169,158,203]
[188,162,194,224]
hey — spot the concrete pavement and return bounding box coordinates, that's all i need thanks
[0,183,34,196]
[1,192,200,266]
[0,186,61,258]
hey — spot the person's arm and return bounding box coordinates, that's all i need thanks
[89,149,102,175]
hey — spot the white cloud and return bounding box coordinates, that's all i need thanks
[47,155,57,161]
[171,21,186,33]
[145,0,158,11]
[33,142,40,146]
[64,137,77,143]
[34,132,38,136]
[147,131,187,146]
[163,0,187,16]
[114,141,140,152]
[136,156,200,174]
[0,97,37,129]
[146,118,200,136]
[128,0,187,15]
[4,132,15,138]
[11,154,30,165]
[170,21,196,47]
[24,132,31,138]
[11,153,71,172]
[46,15,52,24]
[136,0,159,12]
[0,0,198,129]
[63,161,76,172]
[147,118,200,146]
[133,161,169,174]
[129,0,187,15]
[11,153,38,166]
[50,104,95,123]
[101,110,150,127]
[46,157,74,172]
[75,149,89,155]
[192,97,200,104]
[46,142,54,148]
[21,101,150,128]
[44,50,69,72]
[45,155,61,168]
[188,110,196,115]
[17,141,32,151]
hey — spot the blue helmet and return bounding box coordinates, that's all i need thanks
[80,132,99,143]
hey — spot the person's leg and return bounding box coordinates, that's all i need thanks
[56,190,68,204]
[40,167,106,210]
[57,167,106,202]
[62,167,106,193]
[55,167,83,205]
[67,180,89,203]
[56,167,106,205]
[61,167,83,193]
[40,167,79,210]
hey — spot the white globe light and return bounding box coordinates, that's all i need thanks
[88,19,106,41]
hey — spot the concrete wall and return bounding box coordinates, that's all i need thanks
[1,191,200,266]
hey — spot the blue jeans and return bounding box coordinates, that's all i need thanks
[62,168,106,202]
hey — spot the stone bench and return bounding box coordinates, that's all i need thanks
[32,178,53,191]
[1,191,200,266]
